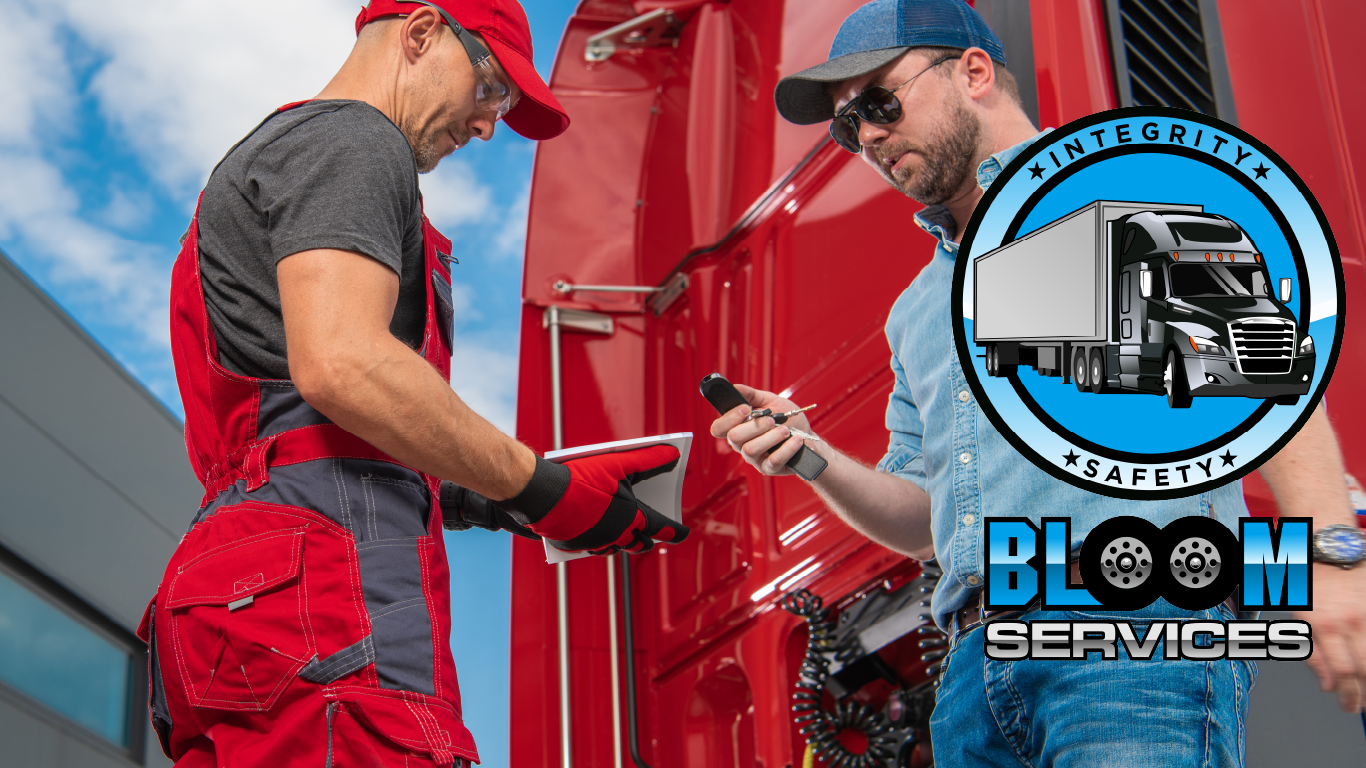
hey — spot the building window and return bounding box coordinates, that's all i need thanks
[0,567,135,748]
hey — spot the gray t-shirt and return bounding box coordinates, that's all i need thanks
[198,100,425,379]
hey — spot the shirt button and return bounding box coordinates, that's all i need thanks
[960,452,972,464]
[958,390,971,402]
[962,514,976,526]
[966,575,981,586]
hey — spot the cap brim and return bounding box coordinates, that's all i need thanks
[775,47,909,125]
[484,36,569,141]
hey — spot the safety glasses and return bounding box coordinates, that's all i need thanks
[829,54,959,153]
[407,0,519,120]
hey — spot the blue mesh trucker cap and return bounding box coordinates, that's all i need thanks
[775,0,1006,125]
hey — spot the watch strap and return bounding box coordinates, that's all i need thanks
[788,444,828,481]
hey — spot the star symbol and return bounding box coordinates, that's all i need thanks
[1028,163,1045,180]
[1219,450,1237,467]
[1253,163,1270,180]
[1063,450,1080,467]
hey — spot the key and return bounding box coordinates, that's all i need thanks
[773,404,817,425]
[788,427,822,443]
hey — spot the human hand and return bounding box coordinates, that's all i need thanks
[1294,563,1366,712]
[496,446,689,554]
[707,383,815,476]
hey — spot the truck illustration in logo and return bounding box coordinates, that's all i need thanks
[973,201,1314,408]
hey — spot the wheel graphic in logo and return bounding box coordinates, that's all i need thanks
[953,108,1345,500]
[1098,536,1151,590]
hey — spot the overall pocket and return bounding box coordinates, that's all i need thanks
[166,526,312,711]
[324,685,478,766]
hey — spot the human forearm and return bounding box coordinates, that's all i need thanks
[805,442,935,558]
[295,331,535,500]
[279,248,535,501]
[712,382,934,559]
[1259,402,1365,712]
[1258,403,1355,526]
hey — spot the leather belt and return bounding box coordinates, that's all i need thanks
[953,560,1237,635]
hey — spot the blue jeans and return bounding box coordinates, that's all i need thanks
[930,600,1257,767]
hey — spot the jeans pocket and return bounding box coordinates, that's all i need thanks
[166,524,312,711]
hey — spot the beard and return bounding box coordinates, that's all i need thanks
[403,118,467,174]
[870,91,983,206]
[400,62,468,174]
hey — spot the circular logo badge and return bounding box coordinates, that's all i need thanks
[953,108,1345,500]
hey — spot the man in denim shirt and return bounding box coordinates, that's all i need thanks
[711,0,1366,763]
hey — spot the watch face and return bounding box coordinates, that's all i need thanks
[1317,527,1366,563]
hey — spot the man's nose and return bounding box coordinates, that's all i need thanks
[858,117,890,149]
[467,113,497,142]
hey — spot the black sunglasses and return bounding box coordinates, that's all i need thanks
[829,54,959,153]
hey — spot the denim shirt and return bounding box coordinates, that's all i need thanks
[876,133,1248,629]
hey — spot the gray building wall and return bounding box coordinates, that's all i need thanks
[0,250,200,767]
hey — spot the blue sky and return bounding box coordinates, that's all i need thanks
[0,0,580,764]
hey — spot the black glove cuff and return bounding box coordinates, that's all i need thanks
[440,481,479,531]
[441,480,546,541]
[496,457,571,527]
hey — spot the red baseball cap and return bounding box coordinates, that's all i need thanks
[356,0,570,140]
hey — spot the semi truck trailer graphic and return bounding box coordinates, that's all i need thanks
[973,201,1314,408]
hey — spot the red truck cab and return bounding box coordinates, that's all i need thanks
[509,2,1366,765]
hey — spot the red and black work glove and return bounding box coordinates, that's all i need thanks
[496,445,689,554]
[440,481,542,540]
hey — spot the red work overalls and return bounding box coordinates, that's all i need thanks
[136,103,476,767]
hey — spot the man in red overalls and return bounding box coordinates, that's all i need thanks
[138,2,687,765]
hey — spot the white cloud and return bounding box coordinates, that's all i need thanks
[448,280,481,324]
[58,0,359,193]
[0,162,172,349]
[0,3,73,147]
[0,1,175,356]
[449,333,519,436]
[419,158,494,233]
[494,182,531,260]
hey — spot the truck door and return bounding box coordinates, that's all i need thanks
[1118,263,1141,387]
[1143,258,1172,382]
[1117,222,1163,392]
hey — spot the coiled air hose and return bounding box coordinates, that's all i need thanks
[783,589,901,767]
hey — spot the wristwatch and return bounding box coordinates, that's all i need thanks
[1311,524,1366,569]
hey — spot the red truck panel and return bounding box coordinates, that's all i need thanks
[512,2,1366,766]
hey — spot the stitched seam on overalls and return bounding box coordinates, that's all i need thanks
[370,597,426,620]
[363,474,380,541]
[419,538,441,699]
[405,694,447,761]
[333,459,353,535]
[299,541,317,656]
[325,702,338,768]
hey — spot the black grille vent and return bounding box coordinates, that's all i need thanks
[1106,0,1236,119]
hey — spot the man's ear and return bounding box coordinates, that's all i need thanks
[400,6,445,64]
[960,47,997,101]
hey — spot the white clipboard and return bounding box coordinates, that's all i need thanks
[541,432,693,564]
